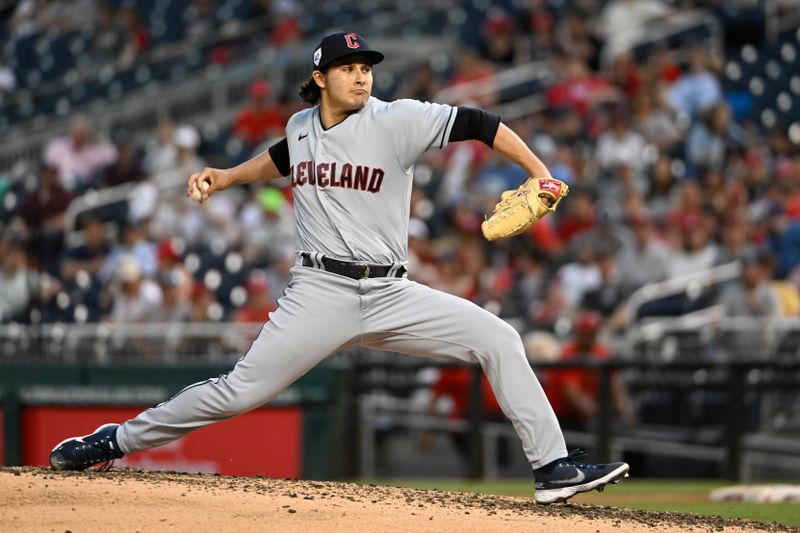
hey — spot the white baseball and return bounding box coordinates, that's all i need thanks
[190,179,210,202]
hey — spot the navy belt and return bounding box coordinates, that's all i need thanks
[301,253,406,279]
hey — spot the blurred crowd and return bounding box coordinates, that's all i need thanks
[1,0,800,361]
[3,0,301,58]
[0,0,303,107]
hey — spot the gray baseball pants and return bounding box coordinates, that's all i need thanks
[116,264,567,469]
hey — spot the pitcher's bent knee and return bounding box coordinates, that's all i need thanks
[476,317,525,360]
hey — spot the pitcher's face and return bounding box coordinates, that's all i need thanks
[318,56,373,112]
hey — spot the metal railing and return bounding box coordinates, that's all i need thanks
[353,358,800,481]
[433,59,554,121]
[766,0,800,40]
[7,309,800,364]
[1,323,799,480]
[0,322,263,363]
[627,315,800,363]
[600,8,722,67]
[62,166,188,248]
[624,260,742,326]
[433,60,553,117]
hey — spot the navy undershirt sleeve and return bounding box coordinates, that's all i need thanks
[268,138,290,176]
[448,107,501,147]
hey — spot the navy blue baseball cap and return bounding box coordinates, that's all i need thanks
[312,32,384,71]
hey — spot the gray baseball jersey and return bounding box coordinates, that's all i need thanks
[286,97,456,264]
[115,97,568,472]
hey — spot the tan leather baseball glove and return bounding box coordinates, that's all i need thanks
[481,177,569,241]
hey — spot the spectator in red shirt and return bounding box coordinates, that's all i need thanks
[546,56,618,115]
[478,8,520,66]
[420,365,510,468]
[189,283,217,323]
[527,216,564,258]
[430,367,504,422]
[119,4,151,67]
[523,0,556,56]
[556,187,596,243]
[269,3,301,48]
[664,181,704,231]
[609,52,644,99]
[447,50,497,107]
[234,269,277,323]
[17,161,74,233]
[233,80,286,147]
[156,239,193,304]
[16,161,75,274]
[546,311,633,430]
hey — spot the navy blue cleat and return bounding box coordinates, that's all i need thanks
[533,449,629,504]
[49,424,124,472]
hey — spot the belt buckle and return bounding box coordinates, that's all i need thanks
[352,262,371,279]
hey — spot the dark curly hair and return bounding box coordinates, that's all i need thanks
[299,75,322,105]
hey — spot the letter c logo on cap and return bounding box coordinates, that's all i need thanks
[344,33,360,49]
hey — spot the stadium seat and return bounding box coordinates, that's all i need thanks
[54,96,71,117]
[765,59,781,81]
[748,75,765,97]
[151,19,168,42]
[68,32,90,58]
[217,266,246,313]
[135,65,153,86]
[115,69,139,92]
[741,43,758,64]
[230,0,254,20]
[188,50,204,69]
[12,34,38,87]
[184,252,201,274]
[761,108,776,129]
[781,43,797,65]
[137,0,159,17]
[25,69,42,89]
[777,92,793,113]
[169,63,188,82]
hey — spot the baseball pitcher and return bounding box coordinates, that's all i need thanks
[50,32,628,504]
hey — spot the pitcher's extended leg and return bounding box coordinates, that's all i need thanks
[361,278,567,469]
[116,267,361,453]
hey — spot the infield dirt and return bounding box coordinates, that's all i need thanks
[0,467,794,532]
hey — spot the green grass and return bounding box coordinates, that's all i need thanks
[609,501,799,526]
[369,479,800,526]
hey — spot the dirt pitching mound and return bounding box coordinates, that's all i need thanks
[0,467,792,532]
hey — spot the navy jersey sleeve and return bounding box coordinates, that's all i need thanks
[268,138,290,176]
